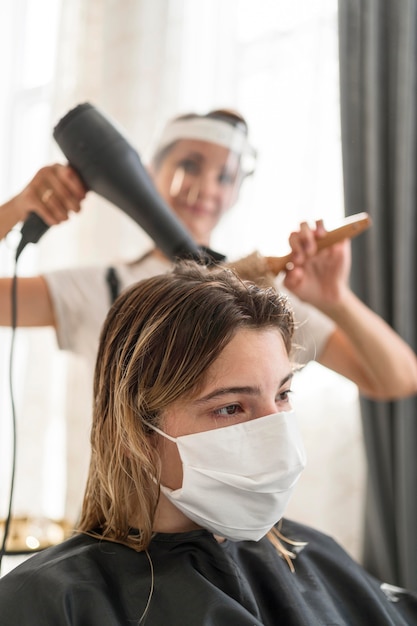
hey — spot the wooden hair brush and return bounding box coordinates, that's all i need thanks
[226,212,372,286]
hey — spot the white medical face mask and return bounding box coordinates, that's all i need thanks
[150,411,306,542]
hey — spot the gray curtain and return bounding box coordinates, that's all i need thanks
[338,0,417,591]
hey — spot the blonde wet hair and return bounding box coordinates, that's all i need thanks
[78,260,294,553]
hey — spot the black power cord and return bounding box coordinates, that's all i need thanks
[0,262,18,574]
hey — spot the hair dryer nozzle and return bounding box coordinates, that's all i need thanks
[17,103,202,261]
[52,103,201,261]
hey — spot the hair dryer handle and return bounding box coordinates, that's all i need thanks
[16,212,50,260]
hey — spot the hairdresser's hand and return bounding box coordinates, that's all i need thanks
[12,163,87,227]
[283,219,352,311]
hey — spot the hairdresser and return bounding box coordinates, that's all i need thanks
[1,108,416,400]
[1,260,416,624]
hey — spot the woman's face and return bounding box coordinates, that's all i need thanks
[150,139,242,246]
[153,327,293,532]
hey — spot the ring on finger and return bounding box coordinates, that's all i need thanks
[41,188,54,203]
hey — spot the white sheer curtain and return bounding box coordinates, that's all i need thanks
[0,0,365,571]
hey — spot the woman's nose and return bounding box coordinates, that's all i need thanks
[197,172,221,198]
[186,174,219,205]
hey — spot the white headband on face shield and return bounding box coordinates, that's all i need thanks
[154,118,257,175]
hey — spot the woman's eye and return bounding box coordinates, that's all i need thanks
[179,159,200,175]
[218,170,237,185]
[277,390,292,403]
[214,404,241,416]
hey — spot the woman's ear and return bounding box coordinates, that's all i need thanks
[147,430,160,448]
[122,427,159,460]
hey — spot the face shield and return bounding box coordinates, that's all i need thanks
[150,116,257,214]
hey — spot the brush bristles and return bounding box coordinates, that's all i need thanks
[225,251,278,288]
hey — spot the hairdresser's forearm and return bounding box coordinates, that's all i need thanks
[319,287,417,399]
[0,198,27,240]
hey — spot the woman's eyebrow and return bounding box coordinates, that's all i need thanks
[181,151,204,162]
[195,386,261,404]
[195,373,293,404]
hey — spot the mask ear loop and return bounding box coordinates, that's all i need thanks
[148,423,177,443]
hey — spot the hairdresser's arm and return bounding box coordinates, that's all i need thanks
[0,276,56,327]
[0,163,86,241]
[284,221,417,400]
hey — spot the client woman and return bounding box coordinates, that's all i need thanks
[0,261,416,625]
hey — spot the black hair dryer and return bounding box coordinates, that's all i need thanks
[16,102,201,261]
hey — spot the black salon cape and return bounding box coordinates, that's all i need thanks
[0,518,416,625]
